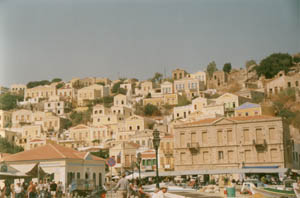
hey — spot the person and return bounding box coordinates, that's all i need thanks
[15,183,23,198]
[128,181,137,198]
[137,185,150,198]
[3,180,11,198]
[113,173,129,198]
[49,181,57,198]
[27,181,37,198]
[156,186,168,198]
[56,182,63,198]
[10,183,15,198]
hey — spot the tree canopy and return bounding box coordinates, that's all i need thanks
[51,78,62,83]
[0,137,24,154]
[0,93,23,110]
[27,80,51,88]
[206,61,217,78]
[223,63,232,73]
[143,104,161,116]
[151,72,163,84]
[254,53,293,79]
[245,60,257,70]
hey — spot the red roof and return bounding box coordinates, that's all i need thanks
[3,143,104,162]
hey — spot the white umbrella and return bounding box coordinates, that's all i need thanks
[126,172,147,180]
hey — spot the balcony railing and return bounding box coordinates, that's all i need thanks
[187,142,200,153]
[253,139,267,151]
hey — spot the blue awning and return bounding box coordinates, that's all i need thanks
[243,166,279,169]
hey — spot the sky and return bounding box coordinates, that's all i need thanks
[0,0,299,86]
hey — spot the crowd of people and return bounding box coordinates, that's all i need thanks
[113,173,168,198]
[0,180,63,198]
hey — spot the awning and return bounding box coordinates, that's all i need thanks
[141,168,288,177]
[26,163,48,178]
[0,171,28,179]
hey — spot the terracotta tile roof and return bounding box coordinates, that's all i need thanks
[179,118,219,126]
[178,115,279,127]
[3,143,105,162]
[229,115,278,121]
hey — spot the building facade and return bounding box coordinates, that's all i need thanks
[173,116,292,171]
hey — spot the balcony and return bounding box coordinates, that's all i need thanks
[187,142,200,153]
[253,139,267,151]
[163,149,173,157]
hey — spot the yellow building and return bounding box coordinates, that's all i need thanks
[215,93,250,117]
[12,109,33,127]
[143,97,164,106]
[174,78,200,99]
[172,68,188,80]
[161,81,173,94]
[173,116,293,172]
[57,84,77,101]
[77,84,109,106]
[109,142,139,175]
[235,102,262,117]
[114,94,130,107]
[0,110,12,129]
[159,135,175,171]
[10,84,26,94]
[25,84,57,100]
[124,115,154,131]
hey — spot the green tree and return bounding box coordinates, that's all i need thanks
[72,80,84,89]
[206,61,217,78]
[52,78,62,83]
[56,83,64,89]
[176,94,191,106]
[255,53,293,78]
[112,82,122,93]
[143,104,161,116]
[245,60,257,70]
[0,93,23,110]
[151,72,163,84]
[223,63,232,73]
[27,80,51,88]
[0,137,24,154]
[60,118,72,130]
[293,53,300,63]
[96,82,105,86]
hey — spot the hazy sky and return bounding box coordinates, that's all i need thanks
[0,0,299,86]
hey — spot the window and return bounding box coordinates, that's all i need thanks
[137,126,140,130]
[269,128,276,143]
[203,151,209,163]
[271,149,279,162]
[218,151,224,160]
[256,128,264,144]
[245,150,251,162]
[288,82,291,87]
[296,81,299,87]
[180,133,185,147]
[180,152,185,163]
[217,131,223,145]
[243,129,250,143]
[227,130,233,144]
[257,151,265,162]
[202,131,208,144]
[228,150,234,162]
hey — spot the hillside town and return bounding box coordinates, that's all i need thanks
[1,52,300,197]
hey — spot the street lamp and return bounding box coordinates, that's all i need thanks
[136,152,142,183]
[131,161,135,181]
[152,129,161,188]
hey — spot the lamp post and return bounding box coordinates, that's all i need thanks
[131,161,135,181]
[152,129,161,188]
[136,152,142,183]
